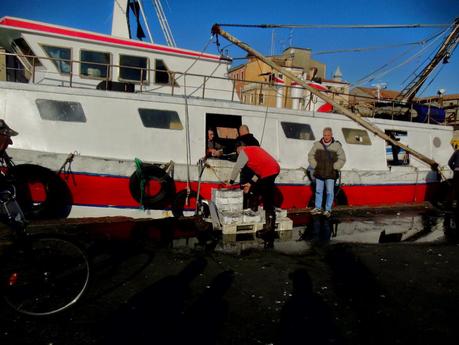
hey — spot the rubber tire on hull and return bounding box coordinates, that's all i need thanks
[129,164,175,209]
[9,164,73,219]
[172,189,203,218]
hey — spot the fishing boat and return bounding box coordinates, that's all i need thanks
[0,1,455,219]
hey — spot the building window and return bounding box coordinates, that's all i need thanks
[258,93,264,104]
[138,108,183,130]
[41,45,71,74]
[119,55,148,82]
[281,122,315,140]
[36,99,86,122]
[342,128,371,145]
[80,50,110,79]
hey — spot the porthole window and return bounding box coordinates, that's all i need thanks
[281,122,315,140]
[36,99,86,122]
[138,108,183,130]
[342,128,371,145]
[433,137,441,148]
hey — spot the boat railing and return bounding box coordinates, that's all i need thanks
[0,50,450,125]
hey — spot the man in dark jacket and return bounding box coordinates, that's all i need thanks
[0,119,18,155]
[308,127,346,217]
[237,125,260,146]
[237,125,260,208]
[448,139,459,206]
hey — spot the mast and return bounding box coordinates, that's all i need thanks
[397,17,459,102]
[152,0,176,47]
[211,24,440,171]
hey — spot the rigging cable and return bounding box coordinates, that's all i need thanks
[417,63,446,97]
[143,36,214,94]
[216,23,450,29]
[351,28,449,88]
[312,40,435,55]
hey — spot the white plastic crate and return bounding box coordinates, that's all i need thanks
[212,188,243,212]
[218,210,243,225]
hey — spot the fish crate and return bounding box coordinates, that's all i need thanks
[220,217,293,235]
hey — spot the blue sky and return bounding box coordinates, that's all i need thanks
[1,0,458,96]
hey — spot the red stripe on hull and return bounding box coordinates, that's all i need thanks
[60,173,436,210]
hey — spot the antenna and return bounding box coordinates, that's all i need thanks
[152,0,177,47]
[371,82,387,100]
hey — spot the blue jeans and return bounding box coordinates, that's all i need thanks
[315,178,335,211]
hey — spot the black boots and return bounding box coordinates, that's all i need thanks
[256,211,276,248]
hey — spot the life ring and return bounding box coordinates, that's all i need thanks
[171,189,204,218]
[129,164,175,208]
[8,164,73,219]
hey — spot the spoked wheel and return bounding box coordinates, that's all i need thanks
[1,237,90,316]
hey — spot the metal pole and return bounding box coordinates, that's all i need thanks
[211,24,440,170]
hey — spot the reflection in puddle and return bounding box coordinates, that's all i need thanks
[171,210,456,255]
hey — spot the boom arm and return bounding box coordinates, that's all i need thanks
[397,17,459,102]
[211,24,440,171]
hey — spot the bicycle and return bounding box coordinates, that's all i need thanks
[0,175,90,316]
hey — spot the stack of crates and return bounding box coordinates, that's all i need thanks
[210,188,293,234]
[212,188,244,225]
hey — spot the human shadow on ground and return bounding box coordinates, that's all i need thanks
[277,268,342,345]
[102,257,233,345]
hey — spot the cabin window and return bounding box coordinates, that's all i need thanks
[342,128,371,145]
[119,55,148,83]
[12,38,42,69]
[281,122,315,140]
[138,108,183,130]
[154,59,176,85]
[80,50,110,79]
[36,99,86,122]
[41,45,71,74]
[385,130,409,166]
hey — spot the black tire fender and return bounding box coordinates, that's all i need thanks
[171,189,203,218]
[8,164,72,219]
[129,164,175,208]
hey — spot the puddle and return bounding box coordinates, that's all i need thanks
[171,209,458,255]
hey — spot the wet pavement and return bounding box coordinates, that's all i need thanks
[0,205,458,345]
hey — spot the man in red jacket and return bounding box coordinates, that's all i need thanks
[228,141,280,246]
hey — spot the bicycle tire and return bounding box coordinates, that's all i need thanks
[1,237,90,316]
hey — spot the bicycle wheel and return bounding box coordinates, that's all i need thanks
[1,237,90,316]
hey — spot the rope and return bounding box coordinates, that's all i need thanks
[183,74,192,196]
[134,158,146,209]
[203,162,226,183]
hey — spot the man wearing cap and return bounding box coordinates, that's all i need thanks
[448,140,459,208]
[0,119,18,154]
[227,141,280,246]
